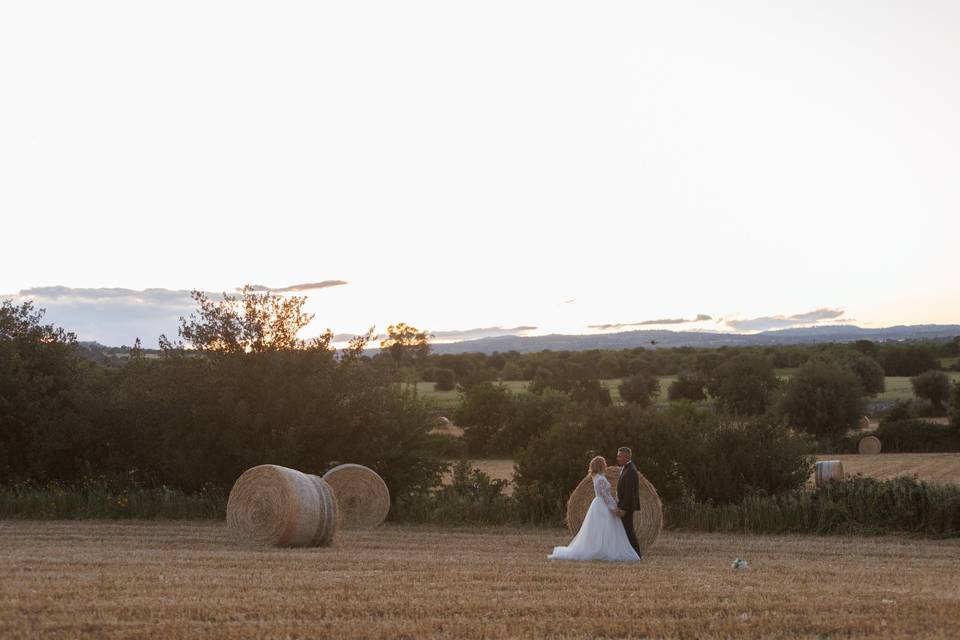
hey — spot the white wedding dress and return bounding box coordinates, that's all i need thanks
[548,474,640,562]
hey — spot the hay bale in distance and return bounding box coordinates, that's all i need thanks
[226,464,338,547]
[858,416,871,430]
[322,463,391,528]
[858,435,882,455]
[815,460,845,488]
[565,466,662,554]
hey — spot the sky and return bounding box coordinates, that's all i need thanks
[1,1,958,347]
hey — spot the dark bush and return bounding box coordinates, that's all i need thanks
[879,344,938,376]
[433,368,457,391]
[952,382,960,429]
[454,383,514,455]
[874,419,960,453]
[618,372,660,407]
[781,360,864,438]
[667,476,960,536]
[513,403,813,523]
[393,461,515,525]
[911,370,951,413]
[706,352,780,415]
[667,372,706,402]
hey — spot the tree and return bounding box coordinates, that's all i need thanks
[878,344,937,376]
[911,370,951,413]
[781,360,864,438]
[433,368,456,391]
[454,382,515,454]
[0,300,92,483]
[951,382,960,429]
[839,351,885,396]
[706,352,779,415]
[172,285,330,353]
[380,323,432,370]
[618,372,660,407]
[667,372,706,402]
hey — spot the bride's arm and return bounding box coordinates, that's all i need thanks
[594,476,618,512]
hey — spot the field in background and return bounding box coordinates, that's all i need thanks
[417,372,960,413]
[445,454,960,491]
[814,453,960,486]
[2,521,959,639]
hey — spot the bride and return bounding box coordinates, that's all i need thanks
[548,456,640,562]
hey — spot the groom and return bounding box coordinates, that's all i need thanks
[614,446,642,559]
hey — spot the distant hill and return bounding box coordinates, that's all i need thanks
[427,324,960,354]
[78,324,960,356]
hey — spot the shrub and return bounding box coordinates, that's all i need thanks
[499,361,524,381]
[874,419,960,453]
[839,351,886,396]
[885,399,917,422]
[911,370,951,413]
[618,372,660,407]
[433,368,457,391]
[952,382,960,429]
[667,372,706,402]
[781,360,864,438]
[488,389,570,457]
[512,403,813,522]
[393,461,515,525]
[454,383,514,455]
[0,479,226,520]
[879,344,938,376]
[706,352,779,415]
[666,476,960,536]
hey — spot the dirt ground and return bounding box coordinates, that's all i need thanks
[1,521,959,639]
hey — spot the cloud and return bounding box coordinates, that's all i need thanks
[587,314,713,330]
[1,283,345,347]
[1,286,201,348]
[724,308,846,332]
[243,280,348,293]
[330,325,538,345]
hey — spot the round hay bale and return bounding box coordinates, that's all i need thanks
[565,466,662,554]
[814,460,845,488]
[322,463,391,528]
[858,435,882,455]
[226,464,338,547]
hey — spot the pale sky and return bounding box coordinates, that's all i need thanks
[2,1,958,347]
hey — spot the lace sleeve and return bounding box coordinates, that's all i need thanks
[594,475,618,511]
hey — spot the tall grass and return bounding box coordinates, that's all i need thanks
[666,475,960,536]
[0,479,226,520]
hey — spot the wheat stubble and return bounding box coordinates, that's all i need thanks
[1,521,958,639]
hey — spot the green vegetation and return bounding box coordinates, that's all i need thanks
[874,420,960,453]
[911,370,952,413]
[0,480,225,519]
[666,476,960,536]
[781,360,864,438]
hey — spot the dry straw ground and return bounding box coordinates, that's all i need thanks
[2,521,959,639]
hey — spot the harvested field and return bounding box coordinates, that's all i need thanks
[815,453,960,486]
[450,454,960,494]
[1,521,959,639]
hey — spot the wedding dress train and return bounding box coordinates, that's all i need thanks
[548,474,640,562]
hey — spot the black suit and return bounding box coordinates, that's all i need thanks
[616,461,642,557]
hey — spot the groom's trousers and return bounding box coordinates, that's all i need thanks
[621,511,641,557]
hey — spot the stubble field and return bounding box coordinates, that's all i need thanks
[2,521,959,639]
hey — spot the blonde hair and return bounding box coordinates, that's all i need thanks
[588,456,607,476]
